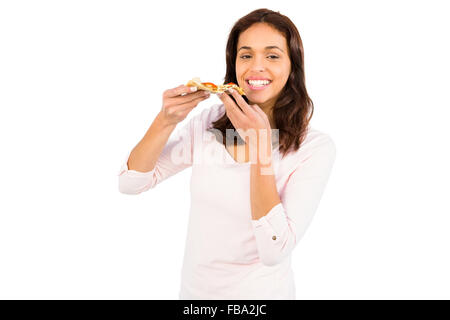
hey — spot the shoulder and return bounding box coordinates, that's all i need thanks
[299,126,336,158]
[276,126,336,177]
[281,126,336,160]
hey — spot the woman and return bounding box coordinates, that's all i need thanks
[118,8,336,299]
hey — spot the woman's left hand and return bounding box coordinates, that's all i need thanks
[218,88,273,161]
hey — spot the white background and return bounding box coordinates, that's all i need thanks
[1,0,449,299]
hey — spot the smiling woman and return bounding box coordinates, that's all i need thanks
[118,7,336,301]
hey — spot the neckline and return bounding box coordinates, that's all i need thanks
[219,140,280,166]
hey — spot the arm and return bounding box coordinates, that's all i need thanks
[128,111,177,173]
[250,136,337,266]
[118,85,211,195]
[118,111,196,195]
[250,150,281,220]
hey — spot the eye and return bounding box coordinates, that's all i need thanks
[239,55,280,59]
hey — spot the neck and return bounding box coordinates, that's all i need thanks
[260,105,276,129]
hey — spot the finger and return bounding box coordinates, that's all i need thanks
[251,104,271,128]
[218,91,243,121]
[227,88,253,116]
[177,93,210,111]
[226,112,240,134]
[165,85,199,98]
[249,105,272,142]
[170,90,210,105]
[217,94,238,125]
[226,112,243,139]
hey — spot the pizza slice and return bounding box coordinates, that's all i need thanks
[186,77,245,95]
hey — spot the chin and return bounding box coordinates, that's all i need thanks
[247,93,272,103]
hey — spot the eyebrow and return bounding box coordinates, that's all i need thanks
[238,46,284,53]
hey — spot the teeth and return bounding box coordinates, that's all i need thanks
[248,80,270,86]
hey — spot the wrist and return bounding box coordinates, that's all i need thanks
[156,111,177,130]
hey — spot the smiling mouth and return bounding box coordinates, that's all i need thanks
[245,80,272,90]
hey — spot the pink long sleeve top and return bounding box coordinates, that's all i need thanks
[118,103,336,300]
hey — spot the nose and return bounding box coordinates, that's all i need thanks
[249,55,267,72]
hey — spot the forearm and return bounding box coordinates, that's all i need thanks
[127,111,177,172]
[250,157,281,221]
[250,154,293,267]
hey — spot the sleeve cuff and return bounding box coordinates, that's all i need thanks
[251,202,288,236]
[117,153,156,178]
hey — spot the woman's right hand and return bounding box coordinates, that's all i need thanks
[160,85,210,127]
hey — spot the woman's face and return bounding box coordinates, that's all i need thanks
[235,23,291,113]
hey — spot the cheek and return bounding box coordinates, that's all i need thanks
[235,63,243,74]
[275,69,290,86]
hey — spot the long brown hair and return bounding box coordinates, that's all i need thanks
[208,8,314,159]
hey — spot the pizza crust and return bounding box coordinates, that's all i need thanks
[186,77,246,95]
